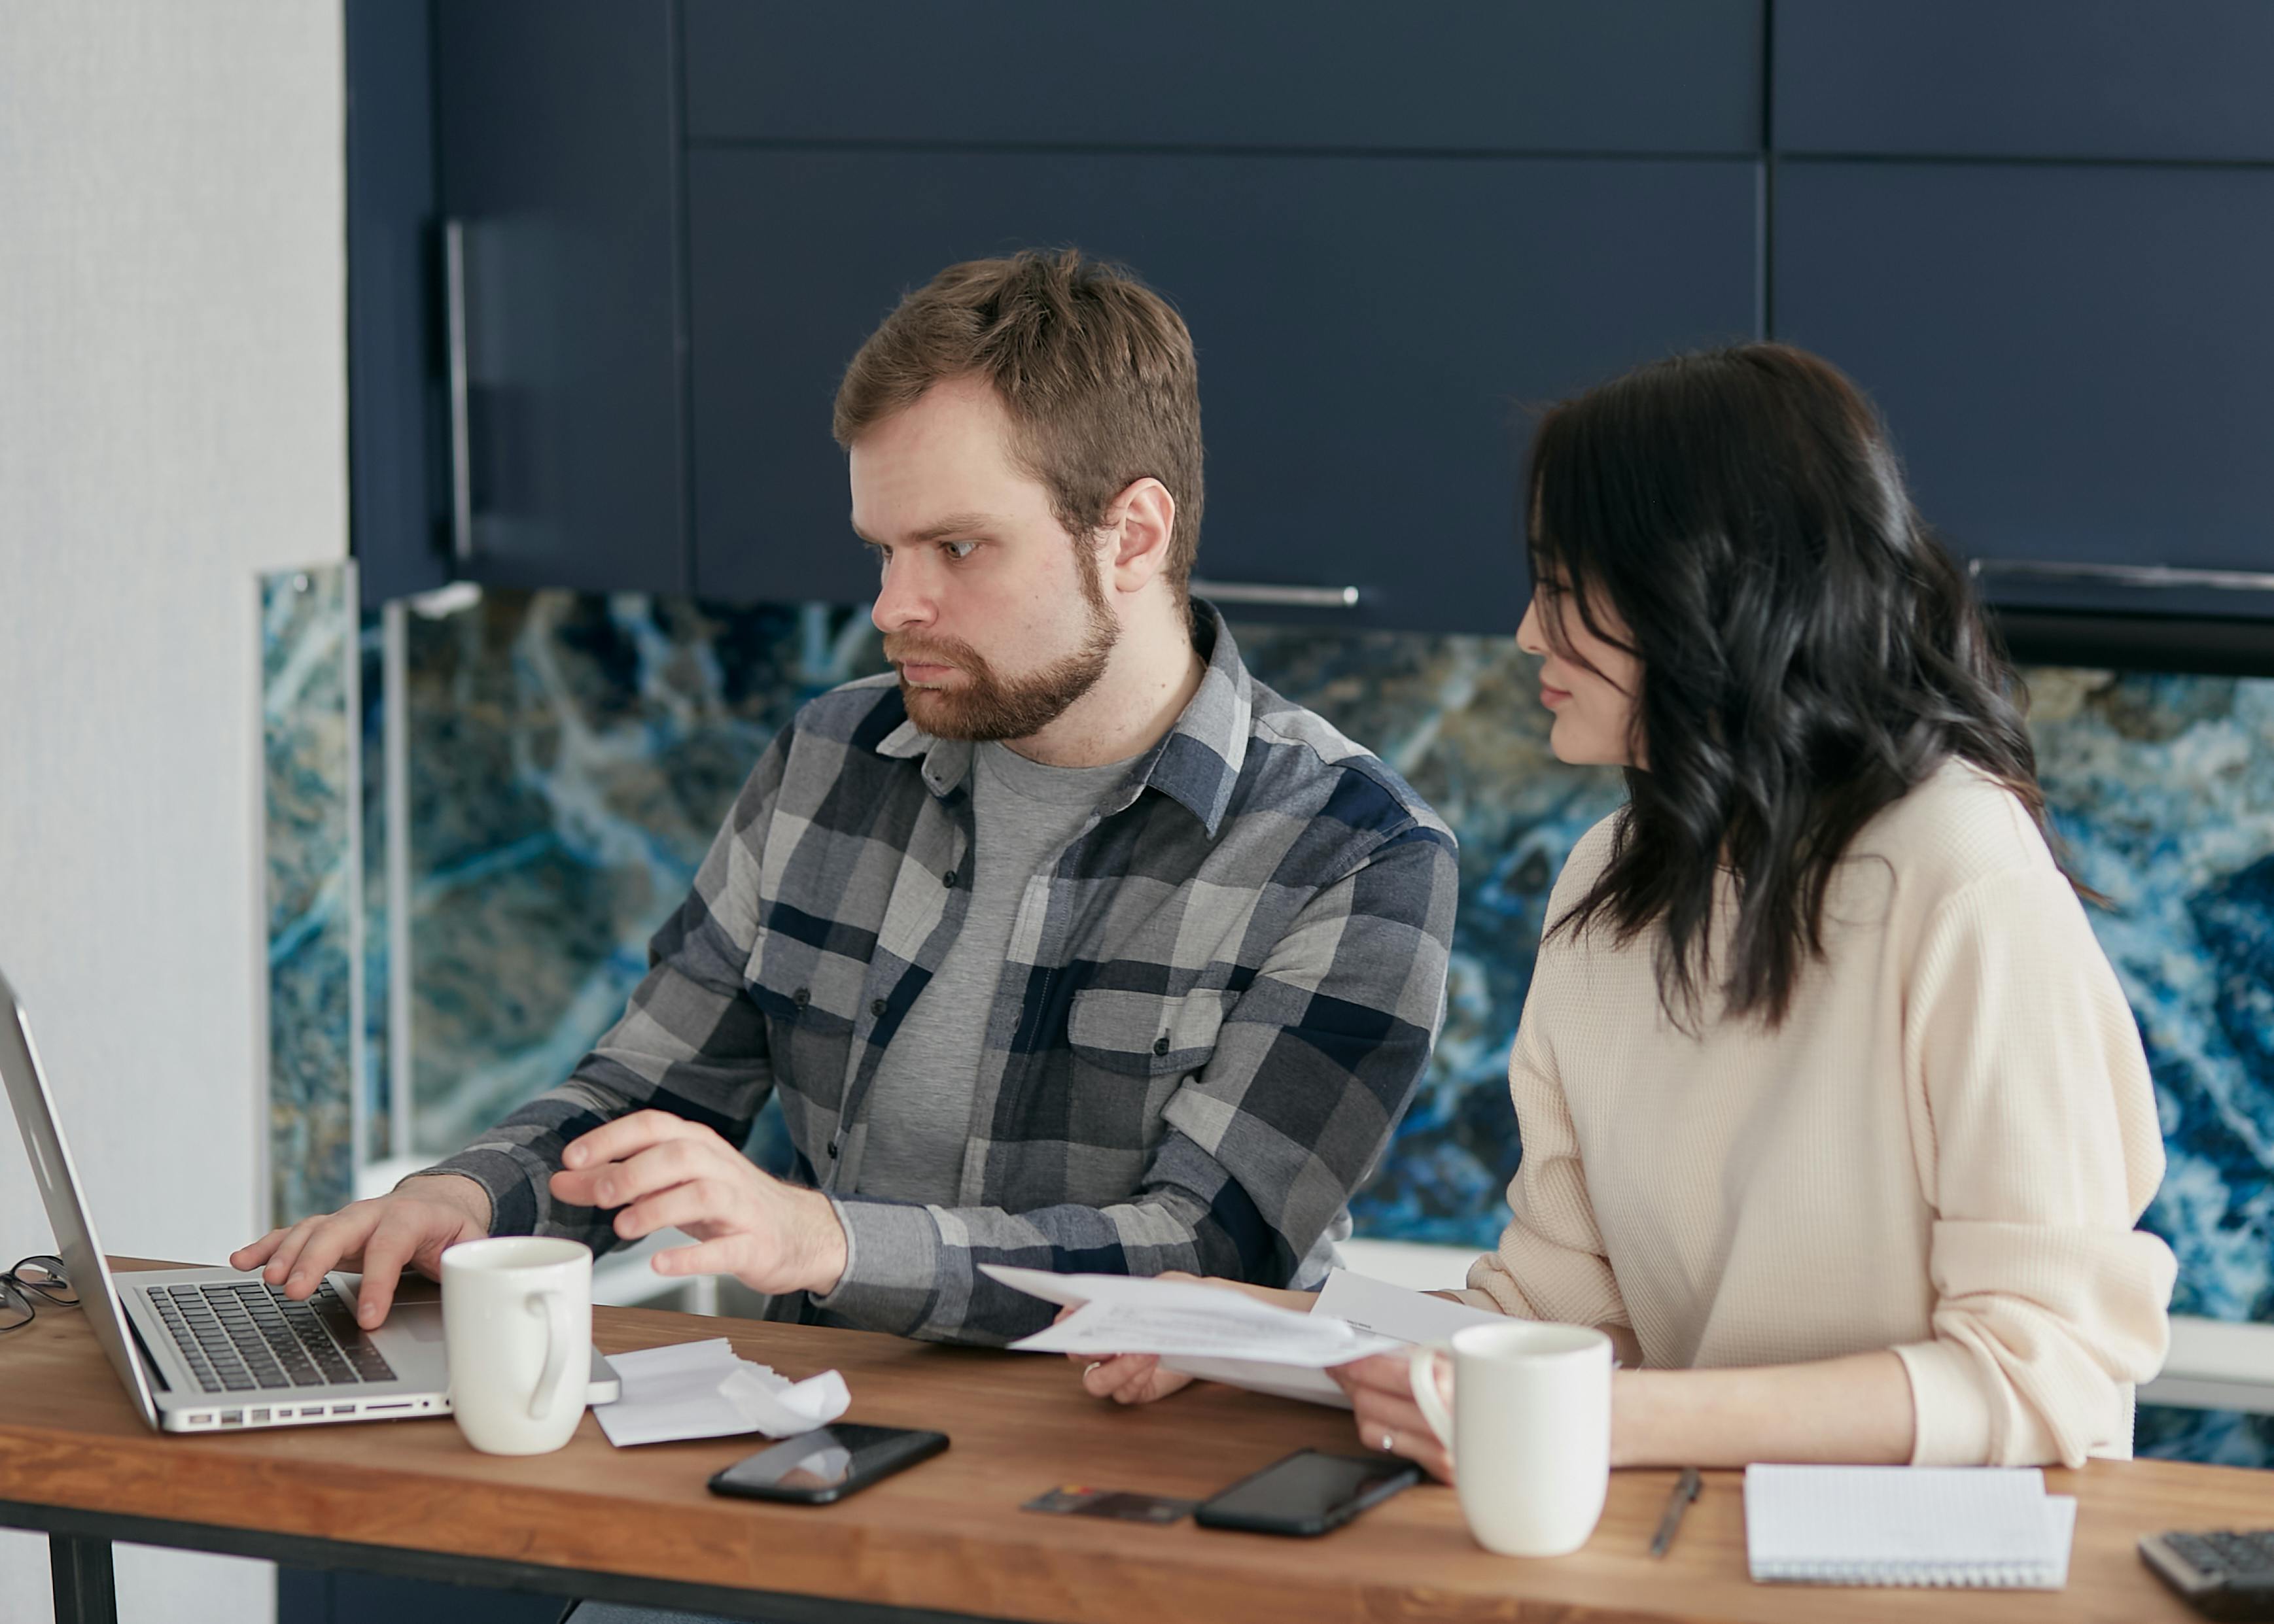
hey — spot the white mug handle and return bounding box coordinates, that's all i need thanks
[525,1288,572,1421]
[1408,1343,1456,1453]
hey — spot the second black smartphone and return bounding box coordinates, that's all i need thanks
[1194,1448,1422,1536]
[707,1423,949,1505]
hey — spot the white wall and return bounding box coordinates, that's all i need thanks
[0,4,346,1621]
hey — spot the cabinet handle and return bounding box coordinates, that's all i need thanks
[1190,579,1363,609]
[443,218,474,570]
[1970,559,2274,595]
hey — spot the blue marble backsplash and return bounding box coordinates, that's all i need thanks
[262,565,359,1224]
[262,581,2273,1466]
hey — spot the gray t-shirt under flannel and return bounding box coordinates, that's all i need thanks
[853,742,1135,1207]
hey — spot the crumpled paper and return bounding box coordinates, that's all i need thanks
[593,1337,850,1447]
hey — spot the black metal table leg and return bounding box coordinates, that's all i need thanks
[50,1532,118,1624]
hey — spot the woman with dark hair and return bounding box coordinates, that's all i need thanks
[1084,343,2175,1475]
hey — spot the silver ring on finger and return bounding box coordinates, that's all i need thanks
[1380,1431,1396,1453]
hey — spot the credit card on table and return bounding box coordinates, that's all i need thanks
[1023,1485,1197,1523]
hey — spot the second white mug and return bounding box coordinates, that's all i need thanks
[440,1235,592,1456]
[1409,1320,1612,1557]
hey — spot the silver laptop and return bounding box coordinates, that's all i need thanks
[1,965,617,1432]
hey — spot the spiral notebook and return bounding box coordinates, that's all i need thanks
[1743,1466,2077,1589]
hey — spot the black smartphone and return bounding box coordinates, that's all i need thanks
[707,1423,949,1505]
[1193,1448,1422,1537]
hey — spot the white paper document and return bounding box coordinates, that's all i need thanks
[1021,1293,1391,1365]
[1312,1267,1507,1345]
[984,1264,1501,1409]
[592,1337,851,1448]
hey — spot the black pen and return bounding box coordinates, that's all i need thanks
[1649,1467,1703,1558]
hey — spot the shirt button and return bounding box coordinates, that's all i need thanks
[827,1139,841,1159]
[942,869,959,888]
[792,987,811,1007]
[871,998,888,1018]
[1153,1036,1170,1056]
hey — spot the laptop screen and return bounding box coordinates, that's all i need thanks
[0,967,163,1426]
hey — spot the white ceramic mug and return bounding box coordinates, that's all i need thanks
[440,1236,592,1455]
[1408,1321,1612,1557]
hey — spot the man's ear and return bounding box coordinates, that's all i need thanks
[1104,477,1176,594]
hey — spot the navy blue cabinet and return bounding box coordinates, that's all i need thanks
[688,150,1761,630]
[1766,1,2274,634]
[353,0,1766,631]
[345,0,447,608]
[279,1570,559,1624]
[685,0,1762,154]
[347,1,2274,652]
[1774,161,2274,619]
[429,0,690,596]
[1774,0,2274,162]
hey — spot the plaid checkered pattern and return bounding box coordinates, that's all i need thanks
[426,606,1459,1344]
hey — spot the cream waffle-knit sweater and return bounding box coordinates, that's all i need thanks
[1460,760,2176,1468]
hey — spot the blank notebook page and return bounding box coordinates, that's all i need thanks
[1743,1465,2078,1588]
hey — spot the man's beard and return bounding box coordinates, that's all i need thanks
[884,552,1119,742]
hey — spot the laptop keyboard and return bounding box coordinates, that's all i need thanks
[147,1280,396,1394]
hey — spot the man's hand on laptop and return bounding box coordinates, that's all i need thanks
[550,1109,851,1296]
[228,1173,493,1328]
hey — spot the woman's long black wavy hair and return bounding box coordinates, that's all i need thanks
[1529,342,2052,1029]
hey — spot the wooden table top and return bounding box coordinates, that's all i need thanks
[0,1260,2267,1624]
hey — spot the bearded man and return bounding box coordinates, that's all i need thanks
[239,251,1459,1347]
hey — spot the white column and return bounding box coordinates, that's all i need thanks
[0,4,347,1620]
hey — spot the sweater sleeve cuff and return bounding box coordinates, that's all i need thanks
[807,1194,941,1337]
[402,1153,520,1234]
[1893,1339,1996,1466]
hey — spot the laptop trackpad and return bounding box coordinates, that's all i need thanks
[387,1300,446,1343]
[336,1271,446,1341]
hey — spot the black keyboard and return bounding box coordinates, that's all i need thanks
[2143,1530,2274,1620]
[145,1280,396,1394]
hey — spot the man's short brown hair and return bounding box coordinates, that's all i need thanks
[833,250,1204,600]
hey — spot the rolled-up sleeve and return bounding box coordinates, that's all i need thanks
[1895,865,2177,1467]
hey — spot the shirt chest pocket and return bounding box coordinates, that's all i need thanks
[744,927,864,1111]
[1066,987,1234,1079]
[744,927,864,1028]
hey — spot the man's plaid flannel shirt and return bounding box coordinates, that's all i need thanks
[426,606,1459,1344]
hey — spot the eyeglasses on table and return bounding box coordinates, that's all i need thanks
[0,1254,79,1333]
